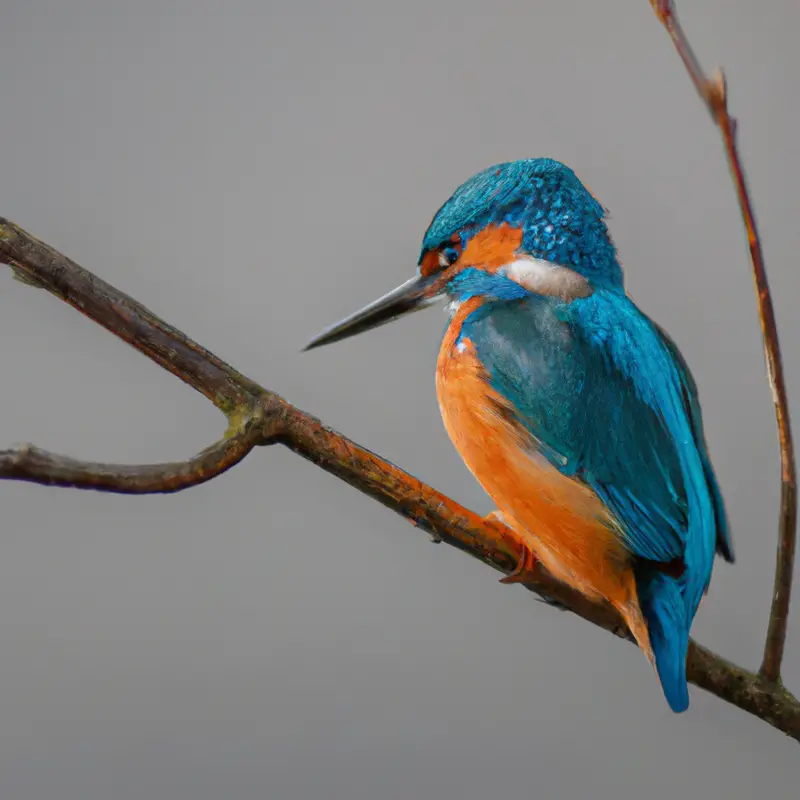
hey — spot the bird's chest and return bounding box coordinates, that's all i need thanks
[434,307,550,486]
[434,299,622,589]
[435,297,578,463]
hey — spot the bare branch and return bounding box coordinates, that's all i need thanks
[650,0,798,685]
[0,3,797,739]
[0,219,264,414]
[0,216,798,738]
[0,432,261,494]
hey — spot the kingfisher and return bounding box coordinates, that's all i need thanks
[304,158,734,712]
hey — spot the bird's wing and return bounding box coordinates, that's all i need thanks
[653,321,734,563]
[466,291,729,569]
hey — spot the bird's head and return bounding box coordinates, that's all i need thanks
[304,158,622,350]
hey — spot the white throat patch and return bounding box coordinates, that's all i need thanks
[499,258,592,300]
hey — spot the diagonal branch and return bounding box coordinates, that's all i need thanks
[651,0,798,685]
[0,219,264,414]
[1,215,799,739]
[0,1,797,738]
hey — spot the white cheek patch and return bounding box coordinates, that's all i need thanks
[501,258,592,300]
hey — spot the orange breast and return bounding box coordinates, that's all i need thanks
[435,298,651,656]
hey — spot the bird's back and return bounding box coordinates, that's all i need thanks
[436,289,731,711]
[436,292,655,665]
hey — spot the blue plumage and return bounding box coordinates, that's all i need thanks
[459,288,730,711]
[307,157,733,713]
[421,159,623,289]
[422,160,733,712]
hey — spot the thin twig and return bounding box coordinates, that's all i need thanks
[1,217,798,739]
[0,433,261,494]
[650,0,797,684]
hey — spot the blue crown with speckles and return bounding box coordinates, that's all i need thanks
[419,159,623,289]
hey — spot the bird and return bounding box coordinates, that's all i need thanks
[304,158,734,713]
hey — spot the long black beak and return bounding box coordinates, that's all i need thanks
[303,274,439,351]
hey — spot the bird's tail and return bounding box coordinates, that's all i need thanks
[636,569,691,713]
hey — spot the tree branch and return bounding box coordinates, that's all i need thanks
[0,0,797,740]
[0,219,264,414]
[651,0,797,685]
[0,432,261,494]
[2,214,798,739]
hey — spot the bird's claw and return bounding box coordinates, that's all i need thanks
[481,510,539,585]
[499,543,538,585]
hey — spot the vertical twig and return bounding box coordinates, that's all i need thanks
[650,1,797,682]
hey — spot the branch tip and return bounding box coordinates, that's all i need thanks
[0,434,260,495]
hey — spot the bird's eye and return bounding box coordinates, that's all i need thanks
[439,247,459,268]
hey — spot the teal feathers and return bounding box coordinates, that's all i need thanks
[421,159,623,289]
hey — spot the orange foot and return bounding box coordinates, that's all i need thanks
[482,510,539,585]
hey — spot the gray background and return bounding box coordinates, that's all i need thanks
[1,0,798,797]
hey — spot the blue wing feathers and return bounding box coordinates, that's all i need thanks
[463,290,728,711]
[465,291,699,565]
[654,322,734,564]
